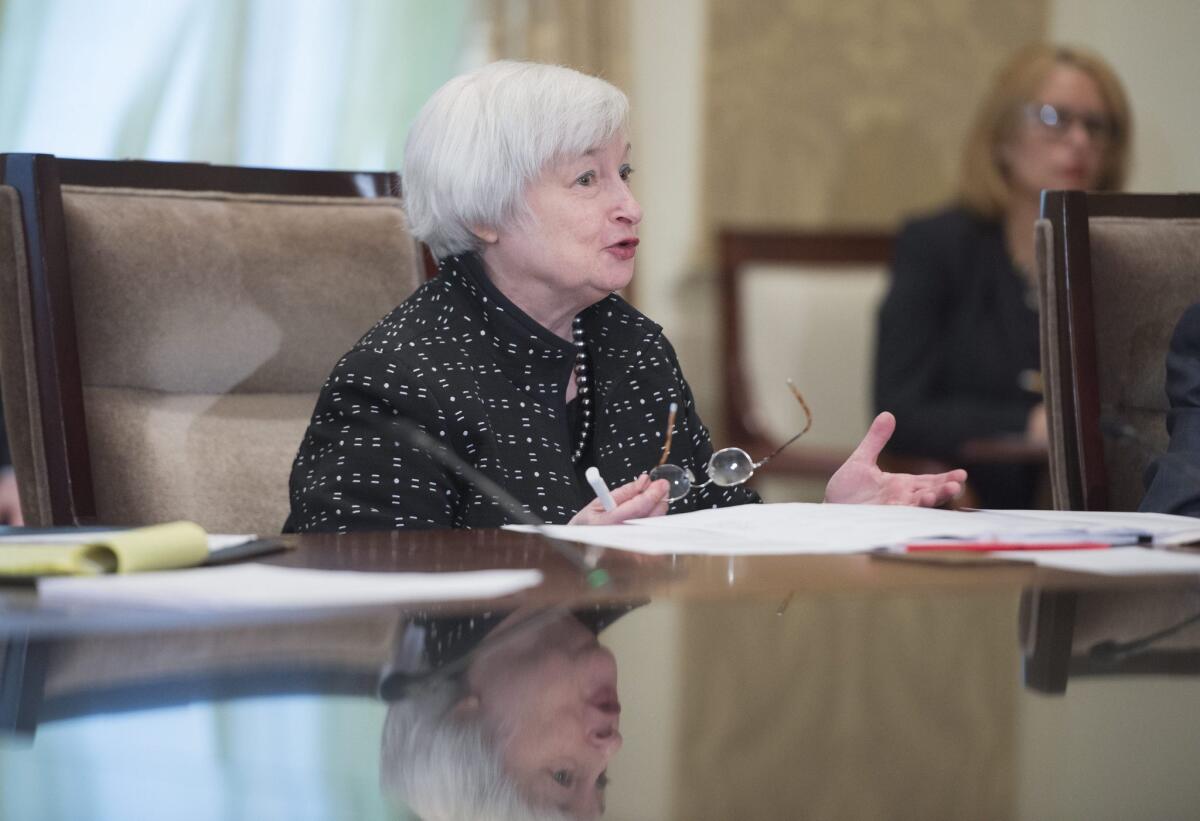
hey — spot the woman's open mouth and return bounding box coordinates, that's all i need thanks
[606,238,639,261]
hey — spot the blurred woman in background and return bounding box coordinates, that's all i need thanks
[874,44,1132,507]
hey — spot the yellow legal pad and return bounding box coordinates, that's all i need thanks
[0,521,209,577]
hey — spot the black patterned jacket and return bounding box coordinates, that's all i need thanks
[285,253,757,532]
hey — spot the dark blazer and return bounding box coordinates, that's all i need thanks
[874,206,1043,507]
[286,253,757,532]
[1141,303,1200,517]
[875,206,1041,457]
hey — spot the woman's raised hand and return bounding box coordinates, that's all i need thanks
[824,412,967,507]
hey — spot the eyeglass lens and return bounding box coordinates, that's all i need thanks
[1032,103,1114,142]
[649,463,694,501]
[650,381,812,502]
[708,447,756,486]
[650,447,757,502]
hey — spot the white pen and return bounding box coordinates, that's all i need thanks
[584,466,617,512]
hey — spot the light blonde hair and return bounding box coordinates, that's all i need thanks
[959,43,1132,219]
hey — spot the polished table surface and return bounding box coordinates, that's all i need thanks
[3,529,1200,820]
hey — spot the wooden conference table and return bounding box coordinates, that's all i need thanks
[2,528,1199,820]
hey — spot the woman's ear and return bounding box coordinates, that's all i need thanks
[471,225,499,245]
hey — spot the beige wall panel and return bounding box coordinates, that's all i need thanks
[484,0,631,90]
[705,0,1047,231]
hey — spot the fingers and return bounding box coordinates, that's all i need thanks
[569,476,670,525]
[935,468,969,485]
[868,469,967,507]
[606,477,670,522]
[903,476,965,507]
[607,473,651,505]
[848,412,896,466]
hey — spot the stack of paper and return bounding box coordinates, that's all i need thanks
[508,503,1200,575]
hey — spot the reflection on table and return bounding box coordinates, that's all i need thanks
[1,528,1199,820]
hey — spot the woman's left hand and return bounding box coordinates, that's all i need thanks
[824,412,967,506]
[569,473,671,525]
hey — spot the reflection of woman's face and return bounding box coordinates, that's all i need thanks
[468,613,621,818]
[1001,65,1111,202]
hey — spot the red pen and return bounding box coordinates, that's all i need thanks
[905,541,1111,553]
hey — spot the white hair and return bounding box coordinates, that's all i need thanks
[402,60,630,259]
[380,679,572,821]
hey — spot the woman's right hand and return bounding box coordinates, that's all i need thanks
[568,473,670,526]
[1027,403,1049,447]
[0,468,22,526]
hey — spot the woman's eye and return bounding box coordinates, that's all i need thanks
[575,171,595,187]
[619,164,634,181]
[553,770,573,786]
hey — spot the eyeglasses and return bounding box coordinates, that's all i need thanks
[1024,102,1117,145]
[649,381,812,501]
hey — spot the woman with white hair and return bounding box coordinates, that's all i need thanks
[287,61,965,533]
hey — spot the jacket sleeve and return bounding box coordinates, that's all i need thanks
[286,349,462,533]
[1141,303,1200,516]
[874,217,1030,459]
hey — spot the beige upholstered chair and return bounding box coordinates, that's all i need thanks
[1025,191,1200,694]
[0,155,422,533]
[1036,190,1200,511]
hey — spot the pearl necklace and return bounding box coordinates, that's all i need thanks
[571,316,592,463]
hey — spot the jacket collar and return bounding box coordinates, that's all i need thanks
[437,252,664,399]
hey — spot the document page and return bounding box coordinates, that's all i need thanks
[38,564,543,610]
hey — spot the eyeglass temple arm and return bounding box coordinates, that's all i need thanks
[656,402,679,468]
[754,381,813,468]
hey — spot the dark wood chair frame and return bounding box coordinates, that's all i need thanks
[717,228,894,479]
[1040,190,1200,511]
[1025,190,1200,694]
[0,153,407,526]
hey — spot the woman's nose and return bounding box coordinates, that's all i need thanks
[614,186,643,225]
[1065,120,1099,150]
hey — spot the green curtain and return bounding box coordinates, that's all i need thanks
[0,0,472,168]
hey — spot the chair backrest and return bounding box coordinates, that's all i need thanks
[1038,190,1200,511]
[0,154,421,532]
[717,229,893,489]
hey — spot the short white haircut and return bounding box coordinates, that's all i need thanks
[403,60,630,259]
[380,680,572,821]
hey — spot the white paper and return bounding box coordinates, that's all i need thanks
[38,564,543,610]
[205,534,258,553]
[995,546,1200,576]
[509,503,1200,557]
[966,508,1200,544]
